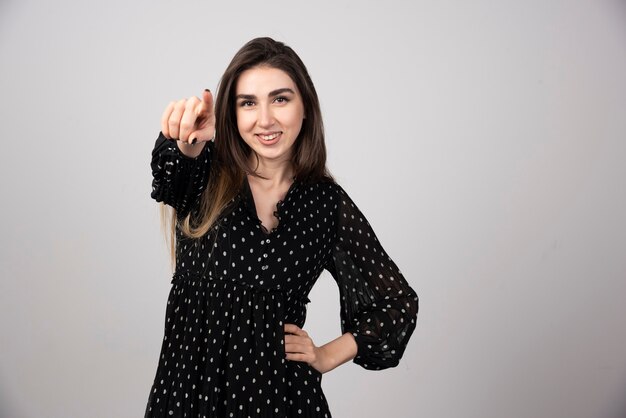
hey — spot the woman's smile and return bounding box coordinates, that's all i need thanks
[256,131,282,143]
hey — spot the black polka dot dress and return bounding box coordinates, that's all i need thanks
[145,133,419,417]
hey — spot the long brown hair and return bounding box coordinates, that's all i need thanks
[161,37,335,268]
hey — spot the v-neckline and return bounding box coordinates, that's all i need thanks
[243,175,297,236]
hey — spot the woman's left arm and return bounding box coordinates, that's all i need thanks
[284,184,418,373]
[324,184,419,371]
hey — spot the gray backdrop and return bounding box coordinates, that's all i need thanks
[1,0,625,417]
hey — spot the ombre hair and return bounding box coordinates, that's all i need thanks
[161,37,335,267]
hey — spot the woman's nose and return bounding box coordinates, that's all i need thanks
[257,104,275,128]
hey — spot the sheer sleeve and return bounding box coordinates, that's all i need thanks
[150,131,213,218]
[325,185,419,370]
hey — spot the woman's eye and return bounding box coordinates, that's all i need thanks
[240,100,255,107]
[274,96,289,104]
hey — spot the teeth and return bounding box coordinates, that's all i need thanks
[260,133,280,141]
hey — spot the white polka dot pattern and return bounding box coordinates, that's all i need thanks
[147,133,419,416]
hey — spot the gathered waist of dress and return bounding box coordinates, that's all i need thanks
[170,269,311,305]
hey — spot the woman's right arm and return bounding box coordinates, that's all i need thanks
[150,89,216,217]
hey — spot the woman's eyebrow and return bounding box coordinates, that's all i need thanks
[268,88,295,97]
[236,88,295,100]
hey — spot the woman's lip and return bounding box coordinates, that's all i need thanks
[255,132,282,145]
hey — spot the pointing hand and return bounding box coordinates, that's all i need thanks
[161,89,216,145]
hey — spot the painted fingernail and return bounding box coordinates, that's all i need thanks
[204,89,210,92]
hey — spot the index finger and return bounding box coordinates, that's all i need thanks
[199,89,214,115]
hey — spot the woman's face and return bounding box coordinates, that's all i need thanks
[235,66,305,166]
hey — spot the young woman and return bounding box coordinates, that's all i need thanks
[145,37,418,417]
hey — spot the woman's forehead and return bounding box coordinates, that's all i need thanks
[235,66,299,94]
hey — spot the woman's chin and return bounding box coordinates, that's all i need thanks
[248,143,295,162]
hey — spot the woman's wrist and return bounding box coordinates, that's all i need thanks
[175,139,206,159]
[313,332,358,373]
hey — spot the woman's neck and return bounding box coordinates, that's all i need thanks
[247,155,295,188]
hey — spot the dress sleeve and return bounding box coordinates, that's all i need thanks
[325,184,419,370]
[150,131,213,218]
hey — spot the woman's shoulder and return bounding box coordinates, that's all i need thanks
[299,179,358,217]
[319,179,349,199]
[299,177,346,198]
